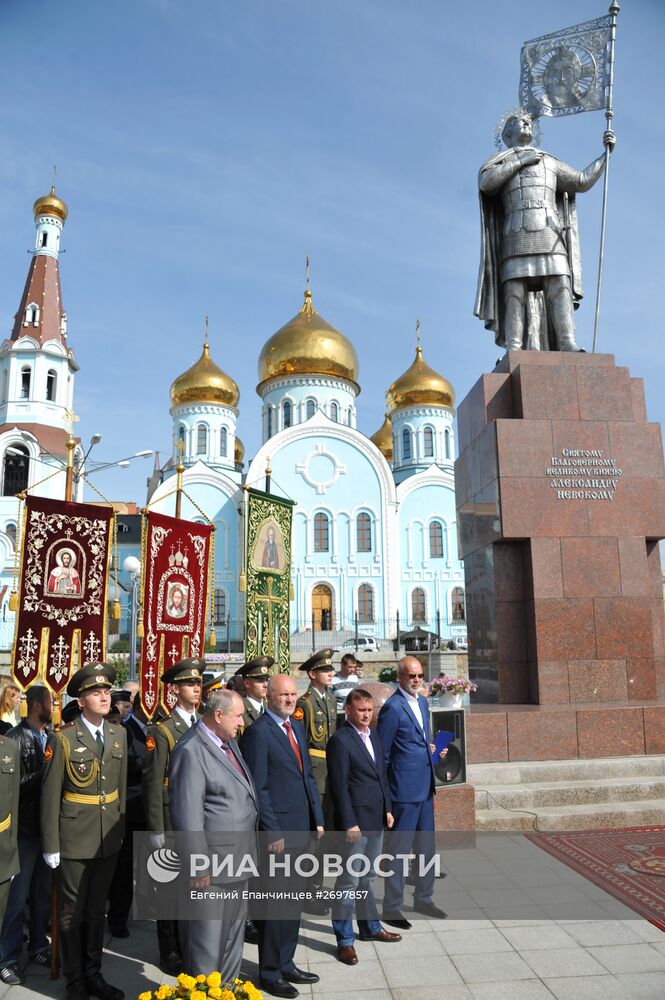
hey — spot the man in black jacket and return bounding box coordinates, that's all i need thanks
[326,687,401,965]
[0,685,52,986]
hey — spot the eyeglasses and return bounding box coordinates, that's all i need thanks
[404,673,424,680]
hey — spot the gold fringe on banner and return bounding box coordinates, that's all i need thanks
[239,571,247,593]
[38,627,50,676]
[289,581,295,601]
[19,693,27,718]
[8,592,19,612]
[137,617,144,638]
[71,629,81,670]
[113,599,121,620]
[158,635,165,675]
[51,694,61,727]
[182,635,190,658]
[209,627,217,646]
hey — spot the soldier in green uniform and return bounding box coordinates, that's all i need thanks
[40,663,127,1000]
[142,657,203,976]
[0,733,19,932]
[235,656,273,729]
[294,647,337,914]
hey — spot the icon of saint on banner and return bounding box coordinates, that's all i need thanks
[45,546,83,598]
[165,582,189,619]
[251,520,285,573]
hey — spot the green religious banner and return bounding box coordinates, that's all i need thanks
[244,488,294,672]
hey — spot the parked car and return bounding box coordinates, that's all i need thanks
[333,636,380,653]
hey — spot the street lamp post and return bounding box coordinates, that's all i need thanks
[123,555,141,682]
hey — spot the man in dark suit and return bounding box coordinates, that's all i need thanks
[377,656,447,929]
[240,674,324,999]
[326,688,401,965]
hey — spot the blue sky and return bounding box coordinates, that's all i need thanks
[0,0,662,503]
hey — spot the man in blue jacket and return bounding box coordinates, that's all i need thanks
[240,674,324,999]
[377,656,447,928]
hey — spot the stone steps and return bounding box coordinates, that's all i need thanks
[468,754,665,831]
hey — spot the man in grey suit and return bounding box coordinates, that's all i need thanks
[169,689,259,981]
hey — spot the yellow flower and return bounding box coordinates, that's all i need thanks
[138,993,153,1000]
[156,988,174,999]
[206,973,222,989]
[208,990,222,999]
[219,991,235,1000]
[196,976,206,984]
[177,975,197,991]
[191,992,207,1000]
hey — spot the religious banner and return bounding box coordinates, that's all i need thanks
[520,14,612,118]
[11,495,114,696]
[244,488,294,673]
[139,510,213,717]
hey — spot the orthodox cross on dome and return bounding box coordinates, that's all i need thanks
[416,317,421,348]
[63,409,80,438]
[204,313,209,343]
[52,164,57,187]
[305,256,311,291]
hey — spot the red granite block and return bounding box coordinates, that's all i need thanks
[514,363,580,421]
[500,479,591,539]
[561,537,621,598]
[461,373,513,450]
[587,479,665,539]
[495,419,554,478]
[576,707,645,757]
[493,542,526,601]
[567,660,628,703]
[646,542,664,596]
[496,602,527,662]
[433,784,476,833]
[477,422,498,490]
[466,711,508,763]
[560,352,616,368]
[496,350,564,374]
[644,706,665,754]
[656,658,665,700]
[626,658,657,700]
[508,709,578,761]
[535,660,570,703]
[576,364,634,421]
[497,661,529,703]
[527,538,564,598]
[593,597,655,658]
[630,378,647,423]
[607,421,665,479]
[484,372,514,424]
[618,537,650,597]
[532,598,596,660]
[550,418,610,458]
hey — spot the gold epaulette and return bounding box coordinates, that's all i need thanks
[156,720,176,753]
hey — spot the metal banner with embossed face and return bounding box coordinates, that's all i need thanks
[11,495,113,696]
[520,14,612,118]
[245,488,294,673]
[139,511,213,717]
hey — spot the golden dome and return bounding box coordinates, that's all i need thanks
[257,288,360,392]
[234,435,245,465]
[370,414,393,462]
[170,341,239,409]
[33,185,68,222]
[386,343,455,415]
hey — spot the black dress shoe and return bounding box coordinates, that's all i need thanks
[159,950,182,976]
[381,911,412,930]
[244,919,259,944]
[283,967,320,984]
[259,979,299,999]
[107,923,130,939]
[413,901,447,919]
[86,975,125,1000]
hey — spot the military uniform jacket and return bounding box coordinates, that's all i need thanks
[142,711,197,832]
[242,697,265,730]
[294,684,337,797]
[40,719,127,859]
[0,734,20,882]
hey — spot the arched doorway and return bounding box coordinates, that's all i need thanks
[312,584,333,631]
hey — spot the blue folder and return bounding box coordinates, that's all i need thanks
[431,729,456,764]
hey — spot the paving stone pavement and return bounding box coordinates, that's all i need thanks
[2,835,664,1000]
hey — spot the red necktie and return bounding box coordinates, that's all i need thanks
[283,720,303,772]
[221,740,246,779]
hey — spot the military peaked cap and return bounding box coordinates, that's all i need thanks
[300,648,334,672]
[235,656,274,680]
[160,658,206,685]
[61,700,82,724]
[67,661,116,698]
[202,673,225,697]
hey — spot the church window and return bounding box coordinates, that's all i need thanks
[424,426,434,458]
[306,398,316,420]
[356,513,372,553]
[314,512,330,553]
[40,232,48,248]
[46,370,57,402]
[445,428,451,460]
[214,588,227,624]
[358,583,374,622]
[20,367,31,399]
[412,587,426,623]
[196,424,207,455]
[5,522,17,550]
[267,407,273,438]
[429,520,444,559]
[452,586,466,622]
[178,425,185,443]
[25,304,39,325]
[402,428,412,461]
[283,400,292,428]
[3,445,29,497]
[347,409,353,426]
[220,427,228,457]
[330,401,339,423]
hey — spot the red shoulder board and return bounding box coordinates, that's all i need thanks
[292,707,304,721]
[146,736,156,751]
[44,745,53,761]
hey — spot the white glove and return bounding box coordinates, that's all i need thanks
[149,832,165,850]
[43,852,60,869]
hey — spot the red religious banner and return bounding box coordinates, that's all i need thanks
[11,496,114,696]
[139,511,213,717]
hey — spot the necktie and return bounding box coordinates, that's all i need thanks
[95,730,104,757]
[190,715,196,727]
[220,740,245,778]
[283,720,303,772]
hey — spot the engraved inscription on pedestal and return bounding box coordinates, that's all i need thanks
[546,448,623,502]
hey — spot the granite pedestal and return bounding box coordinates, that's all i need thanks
[455,352,665,762]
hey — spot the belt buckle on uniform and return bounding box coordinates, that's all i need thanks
[99,793,106,805]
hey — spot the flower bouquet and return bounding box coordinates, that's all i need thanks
[139,973,262,1000]
[428,674,477,705]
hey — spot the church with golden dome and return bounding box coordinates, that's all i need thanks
[146,278,467,645]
